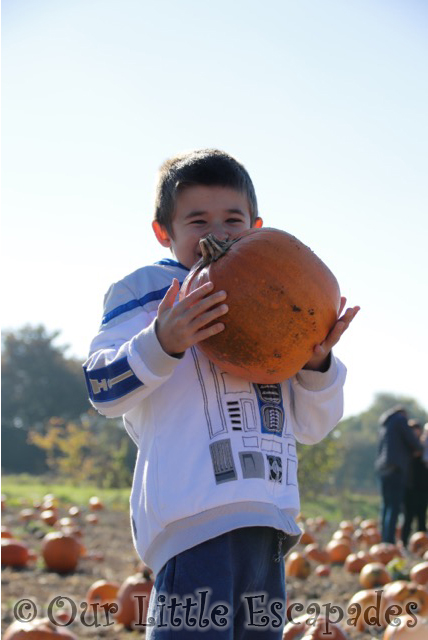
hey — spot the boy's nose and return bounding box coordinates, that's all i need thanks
[209,225,229,241]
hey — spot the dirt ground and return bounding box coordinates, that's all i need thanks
[1,503,426,638]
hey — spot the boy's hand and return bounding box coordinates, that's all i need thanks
[303,297,360,372]
[156,279,228,356]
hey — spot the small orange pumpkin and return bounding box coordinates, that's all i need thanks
[370,543,401,565]
[304,543,330,565]
[409,561,428,586]
[115,573,154,628]
[285,551,311,579]
[282,614,348,639]
[409,532,428,556]
[347,588,388,632]
[326,539,352,564]
[382,614,428,639]
[1,539,30,568]
[359,562,391,588]
[383,580,428,616]
[3,617,77,639]
[86,579,120,606]
[344,551,372,574]
[42,532,80,573]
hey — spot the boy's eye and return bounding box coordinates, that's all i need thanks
[227,218,244,224]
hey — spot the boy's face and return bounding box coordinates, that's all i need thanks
[153,185,263,269]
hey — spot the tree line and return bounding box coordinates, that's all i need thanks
[2,325,427,495]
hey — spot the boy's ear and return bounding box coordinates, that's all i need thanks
[253,217,263,228]
[152,221,172,248]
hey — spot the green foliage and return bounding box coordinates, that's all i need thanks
[1,325,89,431]
[297,430,344,500]
[28,411,136,489]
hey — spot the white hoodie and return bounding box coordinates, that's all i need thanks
[83,259,346,575]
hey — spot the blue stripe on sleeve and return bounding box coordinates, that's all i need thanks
[83,356,144,403]
[102,282,185,325]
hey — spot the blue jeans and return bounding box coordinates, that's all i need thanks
[146,527,287,639]
[380,469,405,543]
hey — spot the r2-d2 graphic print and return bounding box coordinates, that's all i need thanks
[254,384,285,437]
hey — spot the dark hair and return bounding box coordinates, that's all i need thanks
[153,149,259,235]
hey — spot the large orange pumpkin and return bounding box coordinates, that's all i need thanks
[42,532,80,573]
[180,228,341,382]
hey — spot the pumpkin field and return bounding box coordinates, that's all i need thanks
[2,481,428,639]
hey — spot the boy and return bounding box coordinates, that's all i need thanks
[84,149,359,638]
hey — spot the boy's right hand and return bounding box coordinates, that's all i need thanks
[156,279,228,356]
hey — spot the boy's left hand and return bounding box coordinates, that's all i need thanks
[303,297,360,372]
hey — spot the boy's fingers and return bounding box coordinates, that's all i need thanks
[158,279,180,314]
[338,296,347,316]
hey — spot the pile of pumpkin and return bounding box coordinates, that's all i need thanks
[2,496,428,639]
[283,516,428,639]
[1,493,154,639]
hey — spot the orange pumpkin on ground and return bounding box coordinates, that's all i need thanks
[382,614,428,639]
[314,564,331,577]
[3,617,77,639]
[180,228,341,382]
[383,580,428,617]
[282,614,348,639]
[359,562,391,588]
[339,520,354,533]
[86,579,120,606]
[370,543,402,565]
[409,532,428,556]
[305,543,330,565]
[89,496,104,511]
[344,551,372,574]
[326,539,352,564]
[115,573,154,628]
[347,588,388,632]
[42,531,80,573]
[299,529,315,545]
[285,551,311,579]
[1,539,30,568]
[40,509,57,526]
[409,561,428,586]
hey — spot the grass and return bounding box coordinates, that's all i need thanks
[1,474,130,510]
[2,474,381,523]
[300,490,380,522]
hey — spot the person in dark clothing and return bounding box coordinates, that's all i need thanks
[375,406,423,544]
[401,421,428,547]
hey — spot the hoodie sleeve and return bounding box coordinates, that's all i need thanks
[83,279,182,419]
[288,355,347,444]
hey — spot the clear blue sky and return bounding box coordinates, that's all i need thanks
[2,0,427,418]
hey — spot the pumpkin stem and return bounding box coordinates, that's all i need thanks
[199,234,238,265]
